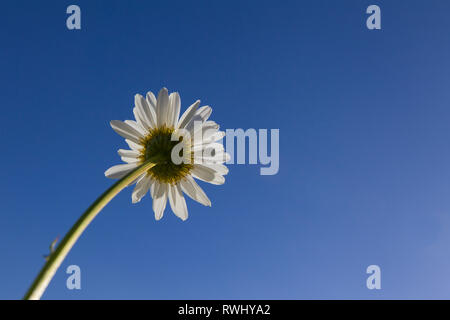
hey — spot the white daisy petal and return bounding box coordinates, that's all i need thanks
[118,149,140,158]
[202,129,220,143]
[200,120,219,131]
[177,100,200,129]
[104,163,138,179]
[133,107,148,130]
[195,151,230,164]
[166,93,175,128]
[134,95,150,128]
[180,176,211,207]
[146,91,157,111]
[135,94,156,129]
[195,106,212,122]
[145,92,158,128]
[168,183,188,221]
[110,120,143,144]
[193,129,225,146]
[191,121,219,145]
[152,182,168,220]
[199,163,229,175]
[192,142,224,153]
[132,175,152,203]
[201,121,220,137]
[121,156,140,163]
[124,120,146,136]
[168,92,181,127]
[125,139,143,151]
[191,164,225,185]
[185,106,212,133]
[209,131,226,142]
[118,150,139,163]
[156,88,169,127]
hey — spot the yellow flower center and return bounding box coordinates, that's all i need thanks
[139,126,193,185]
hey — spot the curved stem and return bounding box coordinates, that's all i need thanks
[23,158,158,300]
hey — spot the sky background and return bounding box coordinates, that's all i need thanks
[1,0,450,299]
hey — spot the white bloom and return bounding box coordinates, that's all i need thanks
[105,88,230,221]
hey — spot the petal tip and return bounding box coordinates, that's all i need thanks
[104,167,113,177]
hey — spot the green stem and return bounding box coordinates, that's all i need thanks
[23,158,158,300]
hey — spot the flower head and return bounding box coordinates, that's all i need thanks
[105,88,229,221]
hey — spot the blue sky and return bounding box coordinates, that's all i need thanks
[1,0,450,299]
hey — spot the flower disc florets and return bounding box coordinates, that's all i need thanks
[139,126,193,185]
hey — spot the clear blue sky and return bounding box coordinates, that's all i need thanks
[1,0,450,299]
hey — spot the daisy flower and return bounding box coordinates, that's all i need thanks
[24,88,230,300]
[105,88,229,221]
